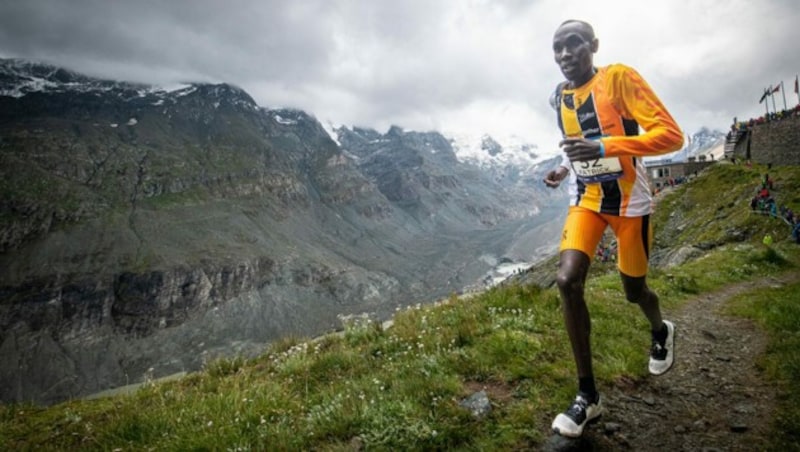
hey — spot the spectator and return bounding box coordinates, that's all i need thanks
[762,173,773,190]
[793,218,800,244]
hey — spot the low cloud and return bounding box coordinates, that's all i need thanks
[1,0,798,150]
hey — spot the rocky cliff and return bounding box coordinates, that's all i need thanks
[0,58,566,404]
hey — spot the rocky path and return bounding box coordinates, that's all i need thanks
[544,272,799,451]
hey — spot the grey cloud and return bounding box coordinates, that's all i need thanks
[0,0,335,83]
[1,0,798,142]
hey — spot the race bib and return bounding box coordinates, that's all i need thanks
[571,157,623,183]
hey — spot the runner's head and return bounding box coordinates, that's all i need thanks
[553,20,598,86]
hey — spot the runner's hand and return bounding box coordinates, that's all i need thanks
[560,138,602,162]
[543,166,568,188]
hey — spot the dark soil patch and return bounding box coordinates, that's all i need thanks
[543,273,799,451]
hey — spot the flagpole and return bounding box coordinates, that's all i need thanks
[781,81,787,111]
[770,89,776,114]
[795,75,799,106]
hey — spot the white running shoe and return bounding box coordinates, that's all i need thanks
[551,393,602,438]
[649,320,675,375]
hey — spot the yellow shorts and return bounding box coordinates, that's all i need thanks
[559,206,653,277]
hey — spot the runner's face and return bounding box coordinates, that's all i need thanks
[553,23,596,85]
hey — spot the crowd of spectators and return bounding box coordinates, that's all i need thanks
[595,240,618,263]
[728,104,800,139]
[749,172,800,244]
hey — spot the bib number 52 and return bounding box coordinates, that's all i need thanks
[579,159,601,169]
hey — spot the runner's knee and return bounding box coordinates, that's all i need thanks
[621,274,648,303]
[557,250,590,296]
[625,291,644,303]
[624,286,655,304]
[556,270,581,292]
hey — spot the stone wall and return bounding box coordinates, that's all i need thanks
[732,115,800,165]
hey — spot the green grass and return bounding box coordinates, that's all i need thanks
[1,164,800,450]
[653,162,800,249]
[726,279,800,451]
[2,243,797,450]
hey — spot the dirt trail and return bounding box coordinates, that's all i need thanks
[544,272,800,451]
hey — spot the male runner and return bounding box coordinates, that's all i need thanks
[543,19,682,438]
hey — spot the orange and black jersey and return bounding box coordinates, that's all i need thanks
[553,64,683,217]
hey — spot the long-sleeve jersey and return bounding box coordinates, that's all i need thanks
[554,64,684,217]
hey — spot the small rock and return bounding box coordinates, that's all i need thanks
[693,419,708,430]
[615,434,631,448]
[674,425,687,434]
[701,330,717,340]
[603,422,621,434]
[643,396,656,406]
[459,390,491,419]
[542,433,592,452]
[349,436,364,451]
[729,422,749,433]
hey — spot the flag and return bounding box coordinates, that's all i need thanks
[772,83,781,94]
[759,87,769,103]
[795,75,798,94]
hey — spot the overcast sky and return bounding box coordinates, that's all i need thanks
[1,0,798,153]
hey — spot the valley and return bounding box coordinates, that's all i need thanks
[0,58,569,404]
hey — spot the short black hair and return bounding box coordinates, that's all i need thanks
[557,20,595,40]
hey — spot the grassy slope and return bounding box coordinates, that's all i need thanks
[1,163,799,451]
[727,279,800,451]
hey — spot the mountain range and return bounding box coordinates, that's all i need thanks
[0,58,567,404]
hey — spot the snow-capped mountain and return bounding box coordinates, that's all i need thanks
[0,58,258,111]
[0,58,158,97]
[645,127,726,164]
[683,127,727,159]
[448,132,546,168]
[445,132,565,194]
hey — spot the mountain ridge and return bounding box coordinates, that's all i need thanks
[0,57,564,404]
